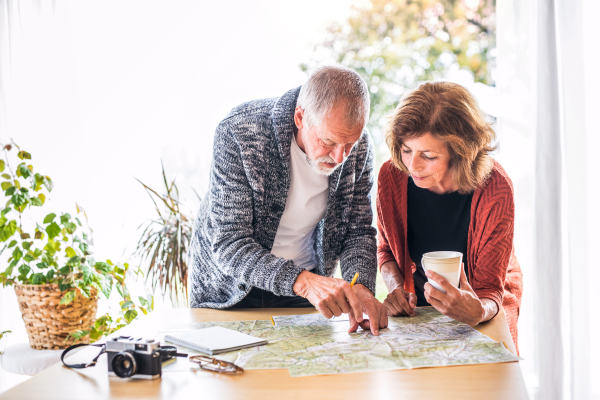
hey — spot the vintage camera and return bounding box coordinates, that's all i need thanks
[106,336,182,379]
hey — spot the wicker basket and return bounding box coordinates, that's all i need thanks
[14,284,98,350]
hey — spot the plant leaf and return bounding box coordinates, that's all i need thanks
[65,246,77,258]
[59,290,76,305]
[124,309,138,323]
[18,164,31,179]
[43,176,53,192]
[46,222,60,239]
[17,151,31,160]
[0,220,17,242]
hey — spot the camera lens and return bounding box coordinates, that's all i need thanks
[112,350,138,378]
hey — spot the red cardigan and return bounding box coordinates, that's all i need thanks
[376,160,523,351]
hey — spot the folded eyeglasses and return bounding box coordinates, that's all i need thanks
[188,355,244,374]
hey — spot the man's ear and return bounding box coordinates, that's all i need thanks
[294,106,304,130]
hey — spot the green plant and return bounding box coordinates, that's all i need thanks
[134,163,194,307]
[0,142,113,305]
[68,263,154,343]
[0,142,153,344]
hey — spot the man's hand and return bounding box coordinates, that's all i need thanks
[383,286,417,317]
[423,266,496,326]
[348,284,388,336]
[293,271,363,322]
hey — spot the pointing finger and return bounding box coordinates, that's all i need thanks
[344,285,364,323]
[363,300,380,336]
[347,311,359,333]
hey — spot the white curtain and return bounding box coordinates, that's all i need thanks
[497,0,598,398]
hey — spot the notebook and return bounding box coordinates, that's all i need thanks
[164,326,268,355]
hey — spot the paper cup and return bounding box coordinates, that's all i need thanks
[421,251,463,294]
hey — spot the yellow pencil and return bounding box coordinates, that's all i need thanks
[270,316,275,326]
[350,272,359,287]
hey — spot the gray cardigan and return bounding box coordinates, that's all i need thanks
[189,86,377,309]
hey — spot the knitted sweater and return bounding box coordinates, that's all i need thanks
[189,86,377,309]
[376,160,523,351]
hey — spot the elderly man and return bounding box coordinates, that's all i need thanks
[189,66,387,334]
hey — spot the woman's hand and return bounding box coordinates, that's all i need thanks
[424,266,488,326]
[383,287,417,317]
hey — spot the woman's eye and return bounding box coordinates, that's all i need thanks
[423,154,437,160]
[402,149,411,154]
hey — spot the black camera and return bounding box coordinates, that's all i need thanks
[106,336,184,379]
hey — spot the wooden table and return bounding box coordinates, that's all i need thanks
[0,307,528,399]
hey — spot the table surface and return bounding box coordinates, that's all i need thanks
[0,307,528,400]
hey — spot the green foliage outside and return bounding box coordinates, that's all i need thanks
[0,142,152,344]
[306,0,495,301]
[301,0,495,166]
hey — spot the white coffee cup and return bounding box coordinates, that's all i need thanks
[421,251,463,294]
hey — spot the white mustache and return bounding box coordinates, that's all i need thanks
[306,155,344,176]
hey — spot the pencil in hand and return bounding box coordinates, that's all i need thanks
[350,272,359,288]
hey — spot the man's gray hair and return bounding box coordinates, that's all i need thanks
[297,66,370,129]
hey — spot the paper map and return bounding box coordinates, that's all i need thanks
[162,307,520,377]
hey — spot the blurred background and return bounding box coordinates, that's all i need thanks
[0,1,597,398]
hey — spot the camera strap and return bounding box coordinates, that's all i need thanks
[61,343,106,369]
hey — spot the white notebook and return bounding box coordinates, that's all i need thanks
[164,326,267,355]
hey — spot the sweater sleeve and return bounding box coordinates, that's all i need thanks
[339,132,378,294]
[471,175,516,316]
[206,121,304,296]
[376,162,399,269]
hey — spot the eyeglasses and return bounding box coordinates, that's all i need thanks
[188,355,244,374]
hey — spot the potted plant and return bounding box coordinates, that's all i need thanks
[0,142,150,349]
[134,163,195,307]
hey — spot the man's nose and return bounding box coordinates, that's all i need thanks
[330,145,345,164]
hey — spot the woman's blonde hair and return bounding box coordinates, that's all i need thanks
[385,81,496,194]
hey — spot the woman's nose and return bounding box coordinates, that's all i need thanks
[408,155,422,172]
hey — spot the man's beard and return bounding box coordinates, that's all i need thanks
[306,155,343,176]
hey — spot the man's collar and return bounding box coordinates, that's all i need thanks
[271,86,301,171]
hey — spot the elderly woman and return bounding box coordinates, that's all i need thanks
[377,82,523,350]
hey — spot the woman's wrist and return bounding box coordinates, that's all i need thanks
[380,261,404,292]
[477,298,499,324]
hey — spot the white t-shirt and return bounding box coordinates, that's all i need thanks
[270,134,329,270]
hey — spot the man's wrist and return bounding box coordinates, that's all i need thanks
[352,283,373,296]
[292,270,311,297]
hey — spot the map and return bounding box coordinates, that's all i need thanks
[160,308,520,377]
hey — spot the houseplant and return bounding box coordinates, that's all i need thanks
[0,142,151,348]
[134,163,195,307]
